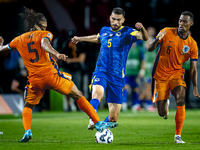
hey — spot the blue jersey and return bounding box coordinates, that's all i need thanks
[95,26,139,85]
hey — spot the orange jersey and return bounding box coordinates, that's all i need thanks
[8,30,58,80]
[152,27,198,81]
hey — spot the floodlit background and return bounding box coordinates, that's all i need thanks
[0,0,199,114]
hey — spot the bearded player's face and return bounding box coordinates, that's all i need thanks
[110,13,125,31]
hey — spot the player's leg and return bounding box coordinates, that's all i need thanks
[154,79,170,119]
[90,85,105,111]
[171,85,186,143]
[21,81,44,142]
[156,99,169,117]
[89,74,107,112]
[54,72,118,131]
[67,83,100,124]
[106,103,121,122]
[68,83,118,131]
[104,82,123,122]
[21,102,34,142]
[87,84,105,130]
[87,75,107,130]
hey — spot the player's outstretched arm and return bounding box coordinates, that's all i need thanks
[190,61,200,99]
[147,30,166,52]
[135,22,149,41]
[41,38,67,61]
[0,36,11,53]
[71,35,100,44]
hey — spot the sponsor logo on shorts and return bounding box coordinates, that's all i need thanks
[155,92,158,98]
[94,78,100,82]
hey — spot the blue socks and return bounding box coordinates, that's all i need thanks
[90,99,110,122]
[104,116,109,122]
[90,98,100,112]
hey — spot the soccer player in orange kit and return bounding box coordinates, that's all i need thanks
[0,7,118,142]
[148,11,200,143]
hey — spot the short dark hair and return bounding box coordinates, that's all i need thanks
[181,11,194,22]
[112,7,125,17]
[19,7,47,32]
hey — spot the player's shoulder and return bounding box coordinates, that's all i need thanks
[188,35,197,43]
[35,30,53,36]
[100,26,110,31]
[35,30,53,41]
[161,27,177,33]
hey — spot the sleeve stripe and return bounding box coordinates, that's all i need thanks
[42,37,51,42]
[97,33,100,39]
[8,43,12,50]
[190,59,198,61]
[130,31,139,36]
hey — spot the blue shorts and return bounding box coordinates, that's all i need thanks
[91,71,124,104]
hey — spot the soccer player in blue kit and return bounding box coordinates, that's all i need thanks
[72,7,149,130]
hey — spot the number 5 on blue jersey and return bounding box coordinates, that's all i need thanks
[107,39,112,48]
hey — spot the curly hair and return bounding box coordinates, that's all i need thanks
[19,7,46,32]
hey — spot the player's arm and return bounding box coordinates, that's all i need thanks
[190,60,200,98]
[135,22,149,41]
[0,36,11,53]
[41,38,67,61]
[147,30,166,52]
[71,35,100,44]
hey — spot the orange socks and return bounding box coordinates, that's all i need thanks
[175,105,185,135]
[77,96,100,124]
[22,107,32,131]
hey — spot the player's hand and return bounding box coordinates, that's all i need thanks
[71,36,80,44]
[193,87,200,99]
[157,30,166,40]
[135,22,144,30]
[56,54,68,61]
[0,36,4,46]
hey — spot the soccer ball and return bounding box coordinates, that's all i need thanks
[95,129,113,144]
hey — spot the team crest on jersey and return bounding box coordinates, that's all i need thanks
[182,45,190,54]
[103,33,107,36]
[116,32,121,36]
[47,33,52,39]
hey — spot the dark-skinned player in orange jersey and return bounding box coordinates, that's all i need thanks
[148,11,200,143]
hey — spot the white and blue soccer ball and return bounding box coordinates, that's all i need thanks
[95,129,113,144]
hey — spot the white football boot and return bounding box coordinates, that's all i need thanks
[88,119,95,130]
[174,135,185,143]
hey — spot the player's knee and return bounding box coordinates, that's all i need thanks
[175,95,185,106]
[158,110,166,117]
[92,91,104,100]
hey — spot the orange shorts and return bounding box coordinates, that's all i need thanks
[152,73,186,102]
[24,72,73,105]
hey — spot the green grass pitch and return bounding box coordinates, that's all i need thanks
[0,109,200,150]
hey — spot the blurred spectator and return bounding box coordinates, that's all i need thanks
[139,26,157,112]
[122,41,145,112]
[2,49,20,93]
[11,69,28,94]
[63,30,86,111]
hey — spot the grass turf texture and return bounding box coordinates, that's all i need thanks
[0,110,200,150]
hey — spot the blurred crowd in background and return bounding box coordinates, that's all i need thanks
[0,0,199,111]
